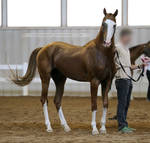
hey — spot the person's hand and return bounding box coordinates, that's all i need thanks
[138,63,148,69]
[141,57,150,63]
[144,57,150,61]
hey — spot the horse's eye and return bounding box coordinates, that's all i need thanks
[113,25,116,28]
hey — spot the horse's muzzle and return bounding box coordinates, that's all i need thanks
[103,41,112,47]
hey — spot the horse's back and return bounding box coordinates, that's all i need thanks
[48,41,81,50]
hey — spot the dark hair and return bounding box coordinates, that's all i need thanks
[120,28,132,38]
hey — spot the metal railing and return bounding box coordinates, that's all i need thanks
[0,63,147,97]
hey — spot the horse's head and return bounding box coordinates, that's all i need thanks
[101,8,118,47]
[143,41,150,57]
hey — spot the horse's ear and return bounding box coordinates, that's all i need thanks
[113,9,118,17]
[103,8,107,16]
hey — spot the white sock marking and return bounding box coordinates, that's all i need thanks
[58,107,71,132]
[91,110,97,128]
[43,102,52,132]
[58,107,67,125]
[100,108,107,132]
[91,110,99,135]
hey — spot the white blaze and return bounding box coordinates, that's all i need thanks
[104,19,116,44]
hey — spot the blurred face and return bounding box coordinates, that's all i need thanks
[120,34,132,46]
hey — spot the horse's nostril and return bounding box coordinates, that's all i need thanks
[104,41,110,44]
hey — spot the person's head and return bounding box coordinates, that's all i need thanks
[119,28,132,46]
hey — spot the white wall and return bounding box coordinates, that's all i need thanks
[0,26,150,96]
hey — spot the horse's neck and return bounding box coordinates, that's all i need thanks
[95,27,104,47]
[130,45,145,64]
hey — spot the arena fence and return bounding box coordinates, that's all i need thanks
[0,63,148,98]
[0,63,29,96]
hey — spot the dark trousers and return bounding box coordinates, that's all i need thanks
[146,70,150,100]
[115,79,133,130]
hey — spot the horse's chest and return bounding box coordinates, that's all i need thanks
[94,59,115,80]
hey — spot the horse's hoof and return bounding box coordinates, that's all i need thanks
[92,129,99,135]
[63,124,71,132]
[47,128,53,132]
[100,128,107,134]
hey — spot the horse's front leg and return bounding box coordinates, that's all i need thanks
[100,80,111,134]
[90,79,100,135]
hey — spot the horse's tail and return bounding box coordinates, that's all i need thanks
[10,47,42,86]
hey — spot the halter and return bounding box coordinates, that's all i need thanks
[115,51,144,82]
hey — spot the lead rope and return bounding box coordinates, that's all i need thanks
[115,51,144,82]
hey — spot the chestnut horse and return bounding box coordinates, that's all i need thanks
[10,9,118,135]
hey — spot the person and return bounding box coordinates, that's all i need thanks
[114,28,145,133]
[141,56,150,101]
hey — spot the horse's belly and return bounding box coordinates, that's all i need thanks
[54,60,89,81]
[67,75,88,82]
[57,66,89,81]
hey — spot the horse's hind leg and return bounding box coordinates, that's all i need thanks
[38,57,53,132]
[52,70,71,132]
[41,78,53,132]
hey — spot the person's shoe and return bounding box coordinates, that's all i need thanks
[128,127,136,131]
[119,126,133,133]
[108,115,117,120]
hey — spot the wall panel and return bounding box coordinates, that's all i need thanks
[0,27,149,96]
